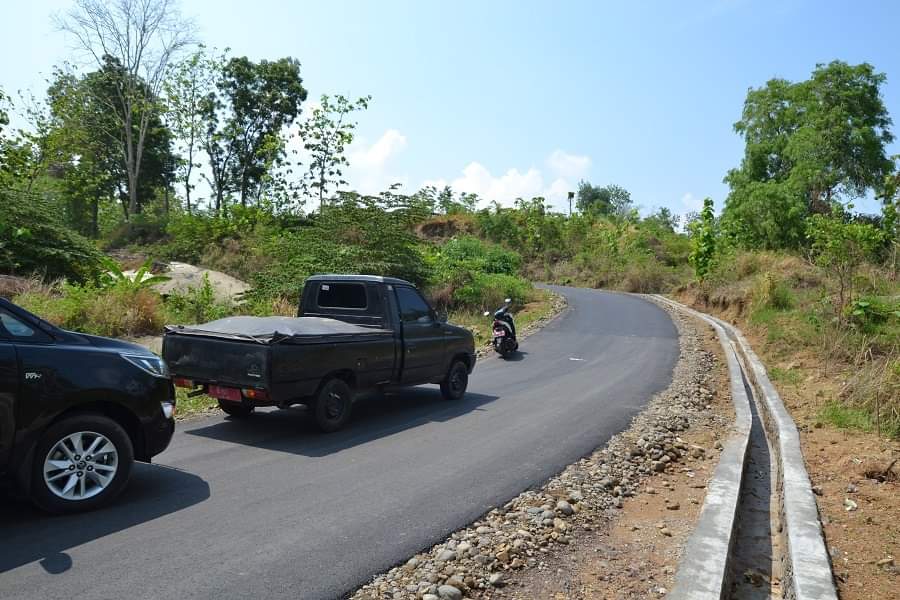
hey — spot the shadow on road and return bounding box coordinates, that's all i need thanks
[0,464,209,575]
[186,388,500,457]
[500,350,528,362]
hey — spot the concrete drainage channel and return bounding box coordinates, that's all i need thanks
[650,296,837,600]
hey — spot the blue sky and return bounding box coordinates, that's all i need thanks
[2,0,899,217]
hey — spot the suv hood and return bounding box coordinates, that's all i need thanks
[73,331,158,356]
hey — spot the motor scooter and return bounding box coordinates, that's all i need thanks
[484,298,518,358]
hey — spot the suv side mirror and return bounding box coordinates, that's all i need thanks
[438,311,448,323]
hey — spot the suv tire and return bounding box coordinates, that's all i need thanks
[31,414,134,514]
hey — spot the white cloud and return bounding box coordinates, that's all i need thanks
[345,129,409,193]
[348,129,407,170]
[546,150,591,179]
[453,162,544,203]
[680,192,703,212]
[422,150,589,213]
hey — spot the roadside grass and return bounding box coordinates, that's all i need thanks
[769,366,803,386]
[684,252,900,439]
[174,387,218,419]
[819,401,877,433]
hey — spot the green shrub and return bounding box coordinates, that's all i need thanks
[245,199,429,306]
[164,274,233,325]
[848,296,898,328]
[752,273,794,310]
[104,214,168,249]
[807,209,883,318]
[435,236,522,276]
[453,273,532,310]
[688,197,717,281]
[0,190,104,282]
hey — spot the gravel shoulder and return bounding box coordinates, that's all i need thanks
[350,299,733,600]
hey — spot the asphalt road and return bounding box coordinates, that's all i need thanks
[0,287,678,600]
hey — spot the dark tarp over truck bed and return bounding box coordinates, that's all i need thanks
[163,316,396,391]
[166,315,392,342]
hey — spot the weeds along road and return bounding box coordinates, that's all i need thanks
[0,287,679,600]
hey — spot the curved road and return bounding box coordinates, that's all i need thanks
[0,287,678,600]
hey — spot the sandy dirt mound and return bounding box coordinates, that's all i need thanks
[126,261,249,303]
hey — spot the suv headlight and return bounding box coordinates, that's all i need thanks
[121,353,170,378]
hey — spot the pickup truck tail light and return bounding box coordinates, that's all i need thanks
[174,377,194,388]
[242,388,268,401]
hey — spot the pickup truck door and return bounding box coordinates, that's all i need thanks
[0,310,21,471]
[394,286,446,384]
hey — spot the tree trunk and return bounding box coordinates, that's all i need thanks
[240,169,249,207]
[164,184,170,214]
[92,196,100,239]
[184,165,192,215]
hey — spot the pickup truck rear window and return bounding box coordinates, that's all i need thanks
[316,283,368,309]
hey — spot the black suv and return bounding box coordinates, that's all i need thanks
[0,298,175,513]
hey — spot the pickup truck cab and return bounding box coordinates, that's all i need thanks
[163,275,476,432]
[0,298,175,513]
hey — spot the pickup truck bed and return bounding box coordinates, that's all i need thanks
[164,316,397,399]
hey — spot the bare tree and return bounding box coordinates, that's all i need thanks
[57,0,194,217]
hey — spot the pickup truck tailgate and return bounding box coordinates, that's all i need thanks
[163,334,269,388]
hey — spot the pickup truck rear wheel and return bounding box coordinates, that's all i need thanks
[313,378,354,433]
[440,360,469,401]
[218,400,254,418]
[30,414,134,514]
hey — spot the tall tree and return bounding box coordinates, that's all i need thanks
[723,61,894,249]
[46,69,122,236]
[164,46,218,214]
[298,93,368,211]
[58,0,194,217]
[48,61,176,222]
[575,180,632,217]
[202,55,307,211]
[0,88,8,137]
[644,207,679,233]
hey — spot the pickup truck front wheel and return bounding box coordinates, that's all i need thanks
[440,360,469,401]
[313,378,354,433]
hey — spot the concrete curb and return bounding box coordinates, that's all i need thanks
[650,296,752,600]
[712,317,838,600]
[652,296,837,600]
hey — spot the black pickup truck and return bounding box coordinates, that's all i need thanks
[163,275,476,432]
